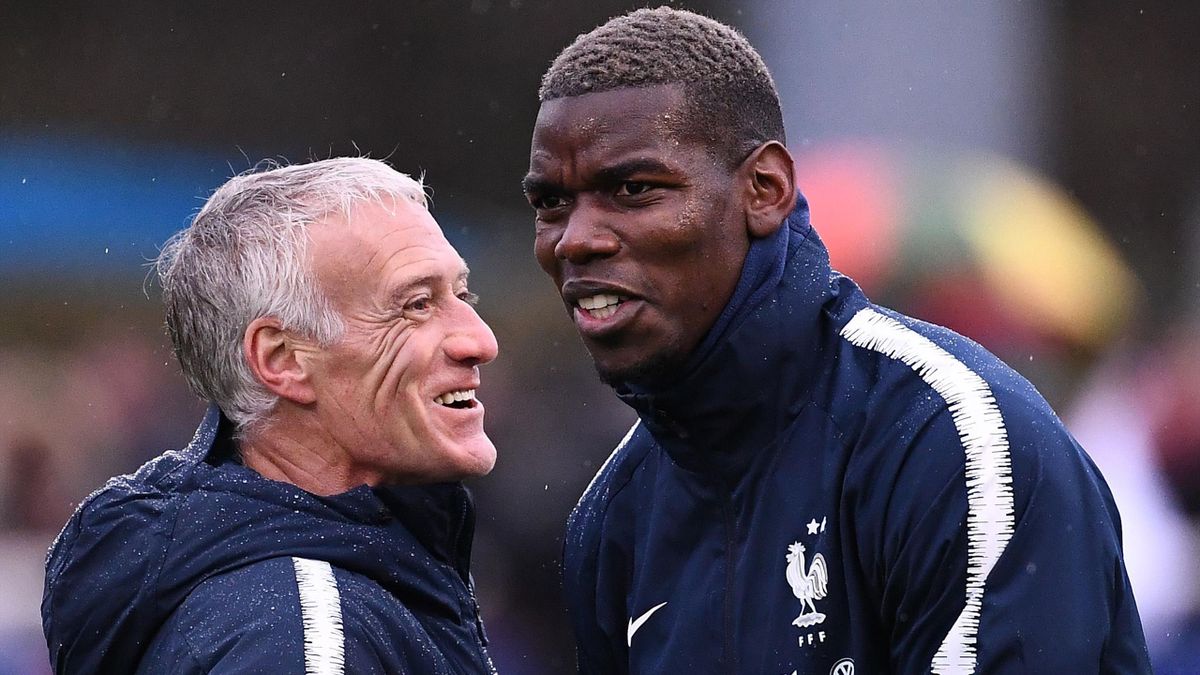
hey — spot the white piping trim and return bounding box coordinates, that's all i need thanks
[840,308,1015,674]
[581,420,641,500]
[292,557,345,675]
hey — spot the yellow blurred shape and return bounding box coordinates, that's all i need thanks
[963,158,1139,348]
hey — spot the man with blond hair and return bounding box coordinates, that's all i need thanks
[526,7,1150,673]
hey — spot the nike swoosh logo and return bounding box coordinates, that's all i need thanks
[626,601,668,647]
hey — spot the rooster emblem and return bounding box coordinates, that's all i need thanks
[785,541,828,627]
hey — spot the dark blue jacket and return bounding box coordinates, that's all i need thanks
[564,198,1150,674]
[42,407,496,674]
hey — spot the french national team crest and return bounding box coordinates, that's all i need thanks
[785,540,828,628]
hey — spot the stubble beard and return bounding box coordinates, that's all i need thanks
[592,343,689,390]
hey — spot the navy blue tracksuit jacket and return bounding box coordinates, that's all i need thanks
[42,407,496,674]
[564,198,1150,673]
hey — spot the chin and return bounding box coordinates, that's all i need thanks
[449,437,497,479]
[594,351,686,388]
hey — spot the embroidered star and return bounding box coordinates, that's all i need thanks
[807,518,821,535]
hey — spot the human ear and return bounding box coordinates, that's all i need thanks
[741,141,797,239]
[243,317,317,405]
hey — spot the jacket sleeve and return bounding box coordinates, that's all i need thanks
[136,557,313,674]
[138,557,453,674]
[866,390,1151,673]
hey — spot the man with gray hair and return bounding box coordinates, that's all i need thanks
[42,157,501,673]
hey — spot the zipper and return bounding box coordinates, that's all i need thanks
[450,487,494,672]
[467,575,497,673]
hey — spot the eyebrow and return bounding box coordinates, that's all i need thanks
[521,174,552,196]
[522,158,677,195]
[594,158,676,183]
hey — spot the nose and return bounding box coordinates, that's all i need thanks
[553,204,620,264]
[444,301,499,366]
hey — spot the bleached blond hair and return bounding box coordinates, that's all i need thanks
[540,6,785,166]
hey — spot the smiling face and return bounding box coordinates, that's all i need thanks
[525,84,752,385]
[304,198,499,485]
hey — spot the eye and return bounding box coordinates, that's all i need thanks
[458,290,480,306]
[404,296,433,314]
[530,193,569,211]
[615,181,653,197]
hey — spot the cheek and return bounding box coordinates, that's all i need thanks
[643,195,727,254]
[355,323,419,395]
[533,230,560,275]
[676,195,707,234]
[657,216,745,304]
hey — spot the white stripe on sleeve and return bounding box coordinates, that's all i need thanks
[841,308,1015,675]
[581,420,641,501]
[292,557,346,675]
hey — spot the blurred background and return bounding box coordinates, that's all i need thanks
[1,1,1198,672]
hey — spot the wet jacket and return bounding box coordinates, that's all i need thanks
[564,197,1150,674]
[42,407,496,674]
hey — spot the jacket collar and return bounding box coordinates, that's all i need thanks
[615,196,838,474]
[44,405,483,672]
[187,405,477,578]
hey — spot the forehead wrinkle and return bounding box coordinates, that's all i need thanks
[526,142,574,191]
[381,247,468,296]
[348,222,422,277]
[379,244,445,279]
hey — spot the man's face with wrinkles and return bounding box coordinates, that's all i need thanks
[524,84,750,385]
[304,198,498,484]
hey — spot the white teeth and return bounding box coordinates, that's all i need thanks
[435,389,476,406]
[591,305,617,319]
[577,294,622,311]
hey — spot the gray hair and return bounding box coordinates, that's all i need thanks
[156,157,428,430]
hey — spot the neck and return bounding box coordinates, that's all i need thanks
[239,413,378,496]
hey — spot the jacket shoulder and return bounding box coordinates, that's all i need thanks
[835,304,1081,464]
[564,421,654,551]
[833,304,1093,509]
[831,306,1147,670]
[45,441,205,594]
[43,464,190,673]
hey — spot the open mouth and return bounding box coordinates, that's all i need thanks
[434,389,477,409]
[576,293,625,319]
